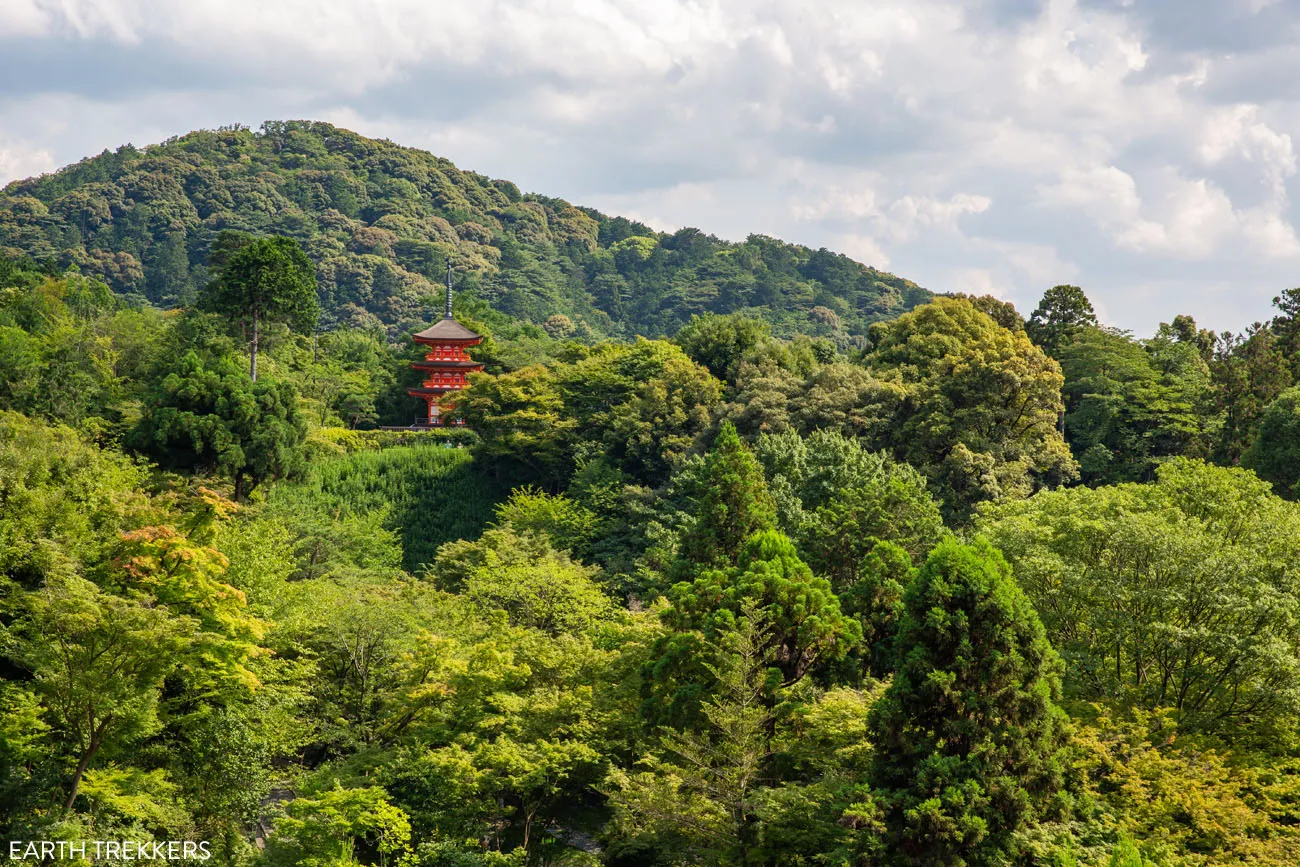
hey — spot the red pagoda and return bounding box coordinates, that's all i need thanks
[407,263,484,426]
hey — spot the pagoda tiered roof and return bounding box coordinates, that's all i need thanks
[411,359,484,370]
[413,317,481,342]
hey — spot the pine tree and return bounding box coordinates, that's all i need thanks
[1026,284,1099,356]
[868,538,1068,866]
[200,234,320,381]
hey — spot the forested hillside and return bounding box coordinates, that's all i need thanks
[6,168,1300,865]
[0,120,928,341]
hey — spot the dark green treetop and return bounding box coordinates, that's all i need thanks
[1026,284,1099,355]
[868,538,1069,867]
[200,233,319,381]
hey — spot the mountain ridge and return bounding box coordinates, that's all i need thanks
[0,119,930,340]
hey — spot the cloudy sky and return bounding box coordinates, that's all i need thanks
[3,0,1300,333]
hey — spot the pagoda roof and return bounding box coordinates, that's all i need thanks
[413,316,482,342]
[412,359,485,370]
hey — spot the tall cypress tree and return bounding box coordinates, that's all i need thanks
[675,421,776,573]
[868,538,1068,866]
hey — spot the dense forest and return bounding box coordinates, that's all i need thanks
[4,130,1300,867]
[0,120,929,343]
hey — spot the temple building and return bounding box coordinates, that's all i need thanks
[407,263,484,426]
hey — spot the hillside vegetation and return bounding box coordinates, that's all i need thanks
[0,120,929,340]
[7,135,1300,866]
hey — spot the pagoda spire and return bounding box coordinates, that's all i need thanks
[444,260,454,319]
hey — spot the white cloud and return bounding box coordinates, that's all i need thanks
[0,0,49,38]
[0,140,55,186]
[789,177,991,246]
[880,194,992,243]
[4,0,1300,333]
[1038,162,1300,259]
[950,268,1003,298]
[834,234,892,269]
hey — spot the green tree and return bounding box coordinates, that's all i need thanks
[1242,386,1300,498]
[1072,709,1300,865]
[664,531,860,689]
[950,293,1026,333]
[1056,327,1207,484]
[607,611,776,867]
[868,539,1068,866]
[113,524,267,696]
[201,234,320,381]
[0,125,931,343]
[1211,324,1292,464]
[460,365,575,487]
[754,429,944,584]
[453,529,614,636]
[491,486,600,558]
[1026,284,1099,355]
[1164,313,1216,364]
[1271,286,1300,370]
[979,458,1300,744]
[4,575,192,812]
[557,339,722,486]
[866,297,1077,523]
[0,410,152,588]
[674,312,771,383]
[132,351,308,499]
[266,784,413,867]
[674,422,777,574]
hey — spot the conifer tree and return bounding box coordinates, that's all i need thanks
[676,421,777,573]
[1026,284,1099,355]
[200,233,319,381]
[868,538,1068,866]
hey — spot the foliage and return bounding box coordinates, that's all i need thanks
[1242,386,1300,498]
[0,410,154,587]
[1210,324,1291,464]
[464,338,721,489]
[674,312,772,382]
[459,365,575,486]
[271,443,501,573]
[724,360,906,442]
[0,263,149,429]
[753,429,944,579]
[979,459,1300,745]
[1027,284,1100,355]
[607,611,777,867]
[200,233,320,381]
[447,528,615,636]
[309,426,478,454]
[1072,708,1300,866]
[131,350,308,499]
[5,574,193,811]
[867,538,1069,867]
[657,531,861,715]
[1056,326,1210,485]
[265,784,414,867]
[672,422,777,575]
[491,487,600,558]
[866,296,1078,522]
[0,122,930,340]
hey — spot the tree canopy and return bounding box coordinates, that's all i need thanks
[0,121,930,341]
[866,296,1077,522]
[200,233,320,381]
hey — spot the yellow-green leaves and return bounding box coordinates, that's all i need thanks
[980,458,1300,745]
